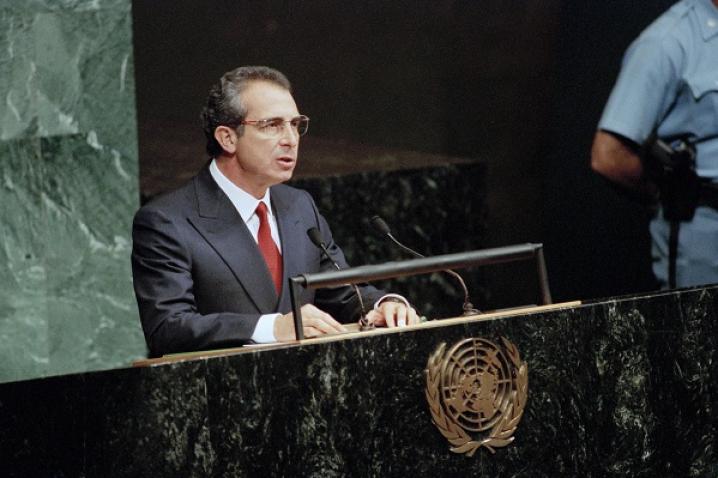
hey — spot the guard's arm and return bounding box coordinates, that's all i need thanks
[591,130,657,200]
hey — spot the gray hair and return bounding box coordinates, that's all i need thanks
[200,66,292,157]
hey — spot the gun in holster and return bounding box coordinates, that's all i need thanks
[642,135,699,222]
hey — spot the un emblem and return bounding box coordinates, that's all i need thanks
[425,337,528,456]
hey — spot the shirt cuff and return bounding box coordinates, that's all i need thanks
[251,313,281,343]
[373,293,411,311]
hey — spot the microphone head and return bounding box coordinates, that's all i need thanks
[306,227,324,248]
[370,215,392,235]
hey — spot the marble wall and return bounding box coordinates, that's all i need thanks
[0,0,145,383]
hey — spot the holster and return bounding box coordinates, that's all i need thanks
[642,135,699,222]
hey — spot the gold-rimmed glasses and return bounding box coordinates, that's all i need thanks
[240,115,310,137]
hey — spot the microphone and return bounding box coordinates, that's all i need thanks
[369,215,480,316]
[306,228,372,330]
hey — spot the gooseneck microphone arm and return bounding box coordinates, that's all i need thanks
[306,228,372,329]
[369,216,480,316]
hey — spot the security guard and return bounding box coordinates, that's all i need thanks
[592,0,718,288]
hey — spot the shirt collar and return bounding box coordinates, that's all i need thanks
[209,159,272,223]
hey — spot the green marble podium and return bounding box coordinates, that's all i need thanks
[1,286,717,477]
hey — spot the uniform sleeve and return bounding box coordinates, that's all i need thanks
[598,35,682,145]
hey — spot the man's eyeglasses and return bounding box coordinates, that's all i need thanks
[239,115,310,137]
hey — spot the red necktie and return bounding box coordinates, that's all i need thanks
[255,202,283,294]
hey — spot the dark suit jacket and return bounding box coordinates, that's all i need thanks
[132,165,382,357]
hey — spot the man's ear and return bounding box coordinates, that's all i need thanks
[214,125,238,154]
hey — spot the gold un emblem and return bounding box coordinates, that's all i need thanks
[425,337,528,456]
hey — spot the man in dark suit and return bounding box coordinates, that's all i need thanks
[132,66,418,357]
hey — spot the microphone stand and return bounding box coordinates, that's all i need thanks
[307,228,373,330]
[370,216,480,316]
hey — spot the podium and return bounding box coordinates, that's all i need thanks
[1,285,717,476]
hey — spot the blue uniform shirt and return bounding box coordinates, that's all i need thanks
[598,0,718,288]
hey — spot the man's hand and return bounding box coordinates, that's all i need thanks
[275,304,347,341]
[365,300,420,328]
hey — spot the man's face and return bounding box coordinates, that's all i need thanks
[232,80,301,197]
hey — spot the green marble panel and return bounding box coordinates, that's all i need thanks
[40,134,143,375]
[0,1,135,155]
[0,0,143,382]
[0,138,49,382]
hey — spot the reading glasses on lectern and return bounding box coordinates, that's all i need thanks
[238,115,310,137]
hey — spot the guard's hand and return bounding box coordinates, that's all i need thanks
[365,301,420,328]
[275,304,347,341]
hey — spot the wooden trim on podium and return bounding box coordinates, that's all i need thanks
[131,300,582,368]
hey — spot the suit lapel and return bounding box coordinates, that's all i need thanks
[187,167,278,313]
[272,186,310,311]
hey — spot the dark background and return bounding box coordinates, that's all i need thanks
[132,0,675,306]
